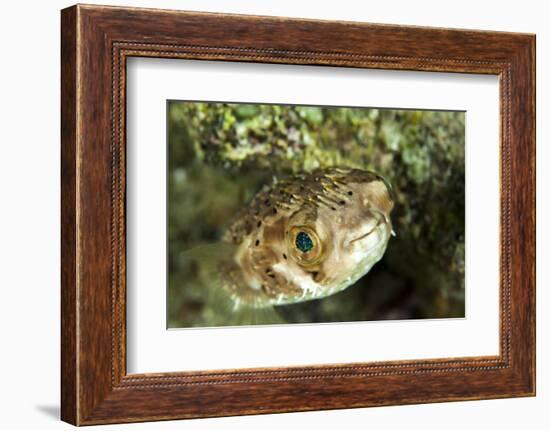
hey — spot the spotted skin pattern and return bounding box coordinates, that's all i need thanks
[221,167,395,308]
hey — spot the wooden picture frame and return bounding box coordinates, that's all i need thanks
[61,4,535,425]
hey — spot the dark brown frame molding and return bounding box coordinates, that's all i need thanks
[61,4,536,425]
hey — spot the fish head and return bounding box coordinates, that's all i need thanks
[282,171,395,298]
[228,168,395,307]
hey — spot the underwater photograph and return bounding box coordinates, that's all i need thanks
[167,101,466,328]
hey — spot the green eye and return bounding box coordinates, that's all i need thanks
[288,226,324,266]
[295,231,314,253]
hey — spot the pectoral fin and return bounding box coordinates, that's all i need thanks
[181,243,285,327]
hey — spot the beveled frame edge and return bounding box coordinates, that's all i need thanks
[61,4,535,426]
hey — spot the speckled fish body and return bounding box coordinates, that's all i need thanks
[220,167,395,308]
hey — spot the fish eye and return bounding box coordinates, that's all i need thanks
[288,226,324,266]
[295,231,314,253]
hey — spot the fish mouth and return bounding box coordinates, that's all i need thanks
[348,223,380,244]
[348,210,389,245]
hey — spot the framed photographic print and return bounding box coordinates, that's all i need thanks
[61,4,535,425]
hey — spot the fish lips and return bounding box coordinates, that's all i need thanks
[346,211,391,248]
[347,226,389,252]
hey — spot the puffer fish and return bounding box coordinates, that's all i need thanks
[185,167,395,325]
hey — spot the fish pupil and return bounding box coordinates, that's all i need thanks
[296,231,314,253]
